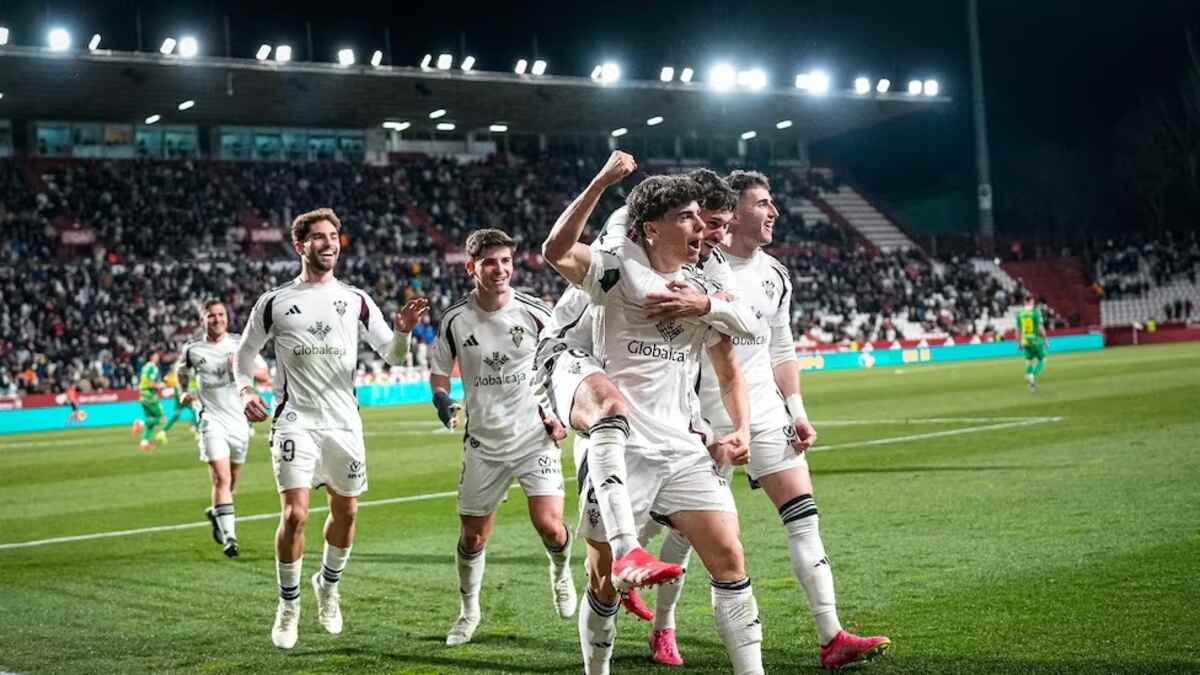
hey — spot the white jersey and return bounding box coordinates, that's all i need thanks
[177,333,261,437]
[581,242,719,451]
[697,248,791,431]
[237,277,396,431]
[430,291,555,461]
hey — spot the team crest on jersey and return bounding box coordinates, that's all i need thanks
[308,321,333,340]
[195,356,207,369]
[510,325,526,348]
[655,319,684,342]
[762,279,778,300]
[333,299,348,316]
[568,360,582,375]
[483,351,510,372]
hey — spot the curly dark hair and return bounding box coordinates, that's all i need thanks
[725,170,771,197]
[688,168,737,213]
[291,207,342,244]
[626,175,704,237]
[464,228,515,259]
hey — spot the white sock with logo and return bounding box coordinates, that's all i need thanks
[781,495,842,644]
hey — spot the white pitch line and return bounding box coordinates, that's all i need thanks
[0,417,1064,551]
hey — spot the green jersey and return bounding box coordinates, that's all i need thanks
[139,362,161,403]
[1016,307,1044,345]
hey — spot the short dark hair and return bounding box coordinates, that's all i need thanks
[464,228,515,259]
[201,298,224,312]
[626,175,704,236]
[725,170,771,197]
[688,168,737,213]
[291,208,342,244]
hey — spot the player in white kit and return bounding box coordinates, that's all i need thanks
[429,228,576,646]
[237,208,429,649]
[545,158,766,675]
[175,298,268,558]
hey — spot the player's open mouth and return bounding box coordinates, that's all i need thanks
[687,239,701,252]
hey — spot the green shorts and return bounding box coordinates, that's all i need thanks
[141,400,165,420]
[1022,341,1046,360]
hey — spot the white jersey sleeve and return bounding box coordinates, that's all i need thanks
[356,291,396,356]
[236,289,275,390]
[430,299,467,378]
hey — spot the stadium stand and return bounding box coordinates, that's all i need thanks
[1093,233,1200,325]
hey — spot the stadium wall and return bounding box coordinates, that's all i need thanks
[1,335,1103,435]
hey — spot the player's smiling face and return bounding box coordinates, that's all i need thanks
[203,303,228,340]
[297,219,340,273]
[732,185,779,247]
[647,201,703,266]
[699,209,733,257]
[469,245,514,295]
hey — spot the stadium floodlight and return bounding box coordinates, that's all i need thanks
[489,123,509,133]
[610,127,628,137]
[382,121,411,131]
[436,122,456,131]
[0,93,5,100]
[737,68,767,91]
[531,59,546,75]
[741,130,757,140]
[256,44,271,61]
[420,53,432,69]
[429,109,446,119]
[776,119,793,130]
[680,67,694,83]
[159,37,176,55]
[709,63,736,91]
[808,70,830,95]
[370,50,383,67]
[462,56,477,72]
[436,53,452,70]
[145,114,161,125]
[923,79,939,96]
[178,36,199,58]
[338,48,355,66]
[515,59,529,75]
[660,66,675,82]
[48,28,72,51]
[646,115,663,126]
[177,100,195,111]
[794,72,810,89]
[88,34,102,51]
[275,45,292,63]
[876,78,891,93]
[854,77,870,95]
[0,26,9,46]
[907,79,922,95]
[599,62,621,84]
[589,65,602,80]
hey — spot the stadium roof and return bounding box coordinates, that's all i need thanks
[0,47,949,138]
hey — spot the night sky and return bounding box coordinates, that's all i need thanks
[3,1,1198,239]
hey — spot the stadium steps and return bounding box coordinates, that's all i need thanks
[1002,258,1101,325]
[810,186,917,253]
[1100,280,1200,326]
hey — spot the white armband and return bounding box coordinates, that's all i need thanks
[785,393,808,422]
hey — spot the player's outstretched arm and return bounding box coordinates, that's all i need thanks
[543,150,636,286]
[707,334,751,464]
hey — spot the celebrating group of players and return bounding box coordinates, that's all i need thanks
[166,152,892,673]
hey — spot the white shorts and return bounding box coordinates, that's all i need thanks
[198,429,250,465]
[458,445,565,516]
[716,422,809,485]
[270,428,368,497]
[544,350,605,424]
[577,447,736,542]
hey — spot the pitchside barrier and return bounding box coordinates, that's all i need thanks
[0,334,1103,435]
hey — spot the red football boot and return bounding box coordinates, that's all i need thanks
[819,630,891,670]
[620,588,653,621]
[611,547,684,592]
[649,628,684,666]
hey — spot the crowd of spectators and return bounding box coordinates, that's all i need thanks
[3,155,1030,395]
[1093,231,1199,300]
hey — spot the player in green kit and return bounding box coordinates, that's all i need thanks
[131,352,169,451]
[1016,296,1047,390]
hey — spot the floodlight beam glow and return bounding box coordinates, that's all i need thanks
[660,66,674,82]
[923,79,939,96]
[776,120,793,130]
[159,37,176,55]
[489,123,508,133]
[515,59,528,75]
[599,62,620,84]
[145,114,161,125]
[908,79,922,95]
[178,36,198,58]
[421,54,432,69]
[338,48,355,66]
[646,116,663,126]
[429,109,447,119]
[680,67,694,83]
[741,130,757,140]
[370,50,383,67]
[610,127,628,137]
[256,44,271,60]
[462,56,477,71]
[436,122,455,131]
[876,78,891,93]
[275,45,292,63]
[48,28,72,51]
[709,63,736,91]
[177,100,195,111]
[88,34,102,51]
[436,53,452,70]
[854,77,871,95]
[0,27,9,47]
[531,59,546,75]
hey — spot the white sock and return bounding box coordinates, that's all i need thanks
[456,541,485,618]
[637,518,664,548]
[587,416,637,559]
[653,529,693,631]
[781,495,842,644]
[276,558,302,604]
[215,503,236,540]
[711,578,764,675]
[545,527,571,580]
[321,542,352,589]
[579,588,618,675]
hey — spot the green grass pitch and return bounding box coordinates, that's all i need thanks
[1,342,1197,674]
